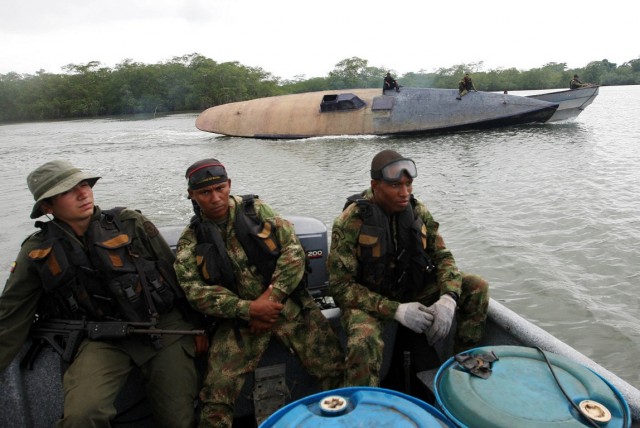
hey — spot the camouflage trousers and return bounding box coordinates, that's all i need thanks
[342,273,489,386]
[199,307,344,428]
[449,273,489,353]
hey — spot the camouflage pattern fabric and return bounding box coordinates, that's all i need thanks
[175,196,344,428]
[175,197,307,319]
[198,308,344,427]
[453,273,489,353]
[339,307,387,386]
[328,188,489,385]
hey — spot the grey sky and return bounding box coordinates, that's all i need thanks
[1,0,637,80]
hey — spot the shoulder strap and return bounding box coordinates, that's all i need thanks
[241,194,259,218]
[103,206,126,221]
[343,192,367,211]
[234,195,279,285]
[409,195,418,215]
[189,214,236,290]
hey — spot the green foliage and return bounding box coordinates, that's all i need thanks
[1,54,640,123]
[327,57,386,89]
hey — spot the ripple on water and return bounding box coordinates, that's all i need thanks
[1,90,640,385]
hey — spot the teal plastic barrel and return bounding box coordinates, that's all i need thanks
[260,386,454,427]
[434,345,631,428]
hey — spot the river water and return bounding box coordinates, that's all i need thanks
[0,86,639,387]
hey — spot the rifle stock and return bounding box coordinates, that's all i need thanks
[26,319,205,365]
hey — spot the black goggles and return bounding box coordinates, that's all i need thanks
[187,163,228,189]
[371,158,418,182]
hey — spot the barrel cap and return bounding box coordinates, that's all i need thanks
[260,386,454,427]
[434,345,631,428]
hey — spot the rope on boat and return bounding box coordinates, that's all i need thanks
[534,346,602,428]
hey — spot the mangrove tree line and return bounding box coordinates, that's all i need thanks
[1,53,639,123]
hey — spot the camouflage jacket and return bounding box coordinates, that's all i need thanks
[327,188,463,320]
[174,195,306,321]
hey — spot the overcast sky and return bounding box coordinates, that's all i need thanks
[1,0,637,80]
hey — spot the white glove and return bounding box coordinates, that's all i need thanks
[425,294,457,345]
[394,302,434,333]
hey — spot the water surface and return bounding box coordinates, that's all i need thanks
[1,86,638,386]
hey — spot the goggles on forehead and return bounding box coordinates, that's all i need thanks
[187,163,228,189]
[371,158,418,182]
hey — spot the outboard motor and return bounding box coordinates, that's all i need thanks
[286,215,329,297]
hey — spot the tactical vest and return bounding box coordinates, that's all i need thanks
[190,195,281,293]
[27,208,178,322]
[345,193,435,300]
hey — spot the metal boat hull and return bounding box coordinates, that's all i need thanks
[528,86,599,122]
[2,220,637,426]
[196,88,559,139]
[3,297,637,426]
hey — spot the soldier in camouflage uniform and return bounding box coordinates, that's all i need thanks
[457,72,477,99]
[327,150,489,391]
[174,159,344,428]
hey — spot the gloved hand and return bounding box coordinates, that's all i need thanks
[393,302,434,333]
[425,294,457,345]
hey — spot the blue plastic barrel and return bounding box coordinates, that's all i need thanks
[434,345,631,428]
[260,386,455,427]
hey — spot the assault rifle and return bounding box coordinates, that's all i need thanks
[22,318,205,368]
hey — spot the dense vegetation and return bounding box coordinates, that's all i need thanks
[1,53,639,123]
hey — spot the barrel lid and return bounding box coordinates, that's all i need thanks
[260,386,454,427]
[434,345,631,428]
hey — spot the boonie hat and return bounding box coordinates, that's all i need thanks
[27,160,101,218]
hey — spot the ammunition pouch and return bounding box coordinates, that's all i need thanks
[29,210,179,323]
[346,192,436,300]
[195,241,235,290]
[356,224,388,295]
[107,273,148,322]
[28,238,111,319]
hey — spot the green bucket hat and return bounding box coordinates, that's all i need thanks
[27,160,101,219]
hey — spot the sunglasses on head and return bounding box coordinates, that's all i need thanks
[187,163,227,188]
